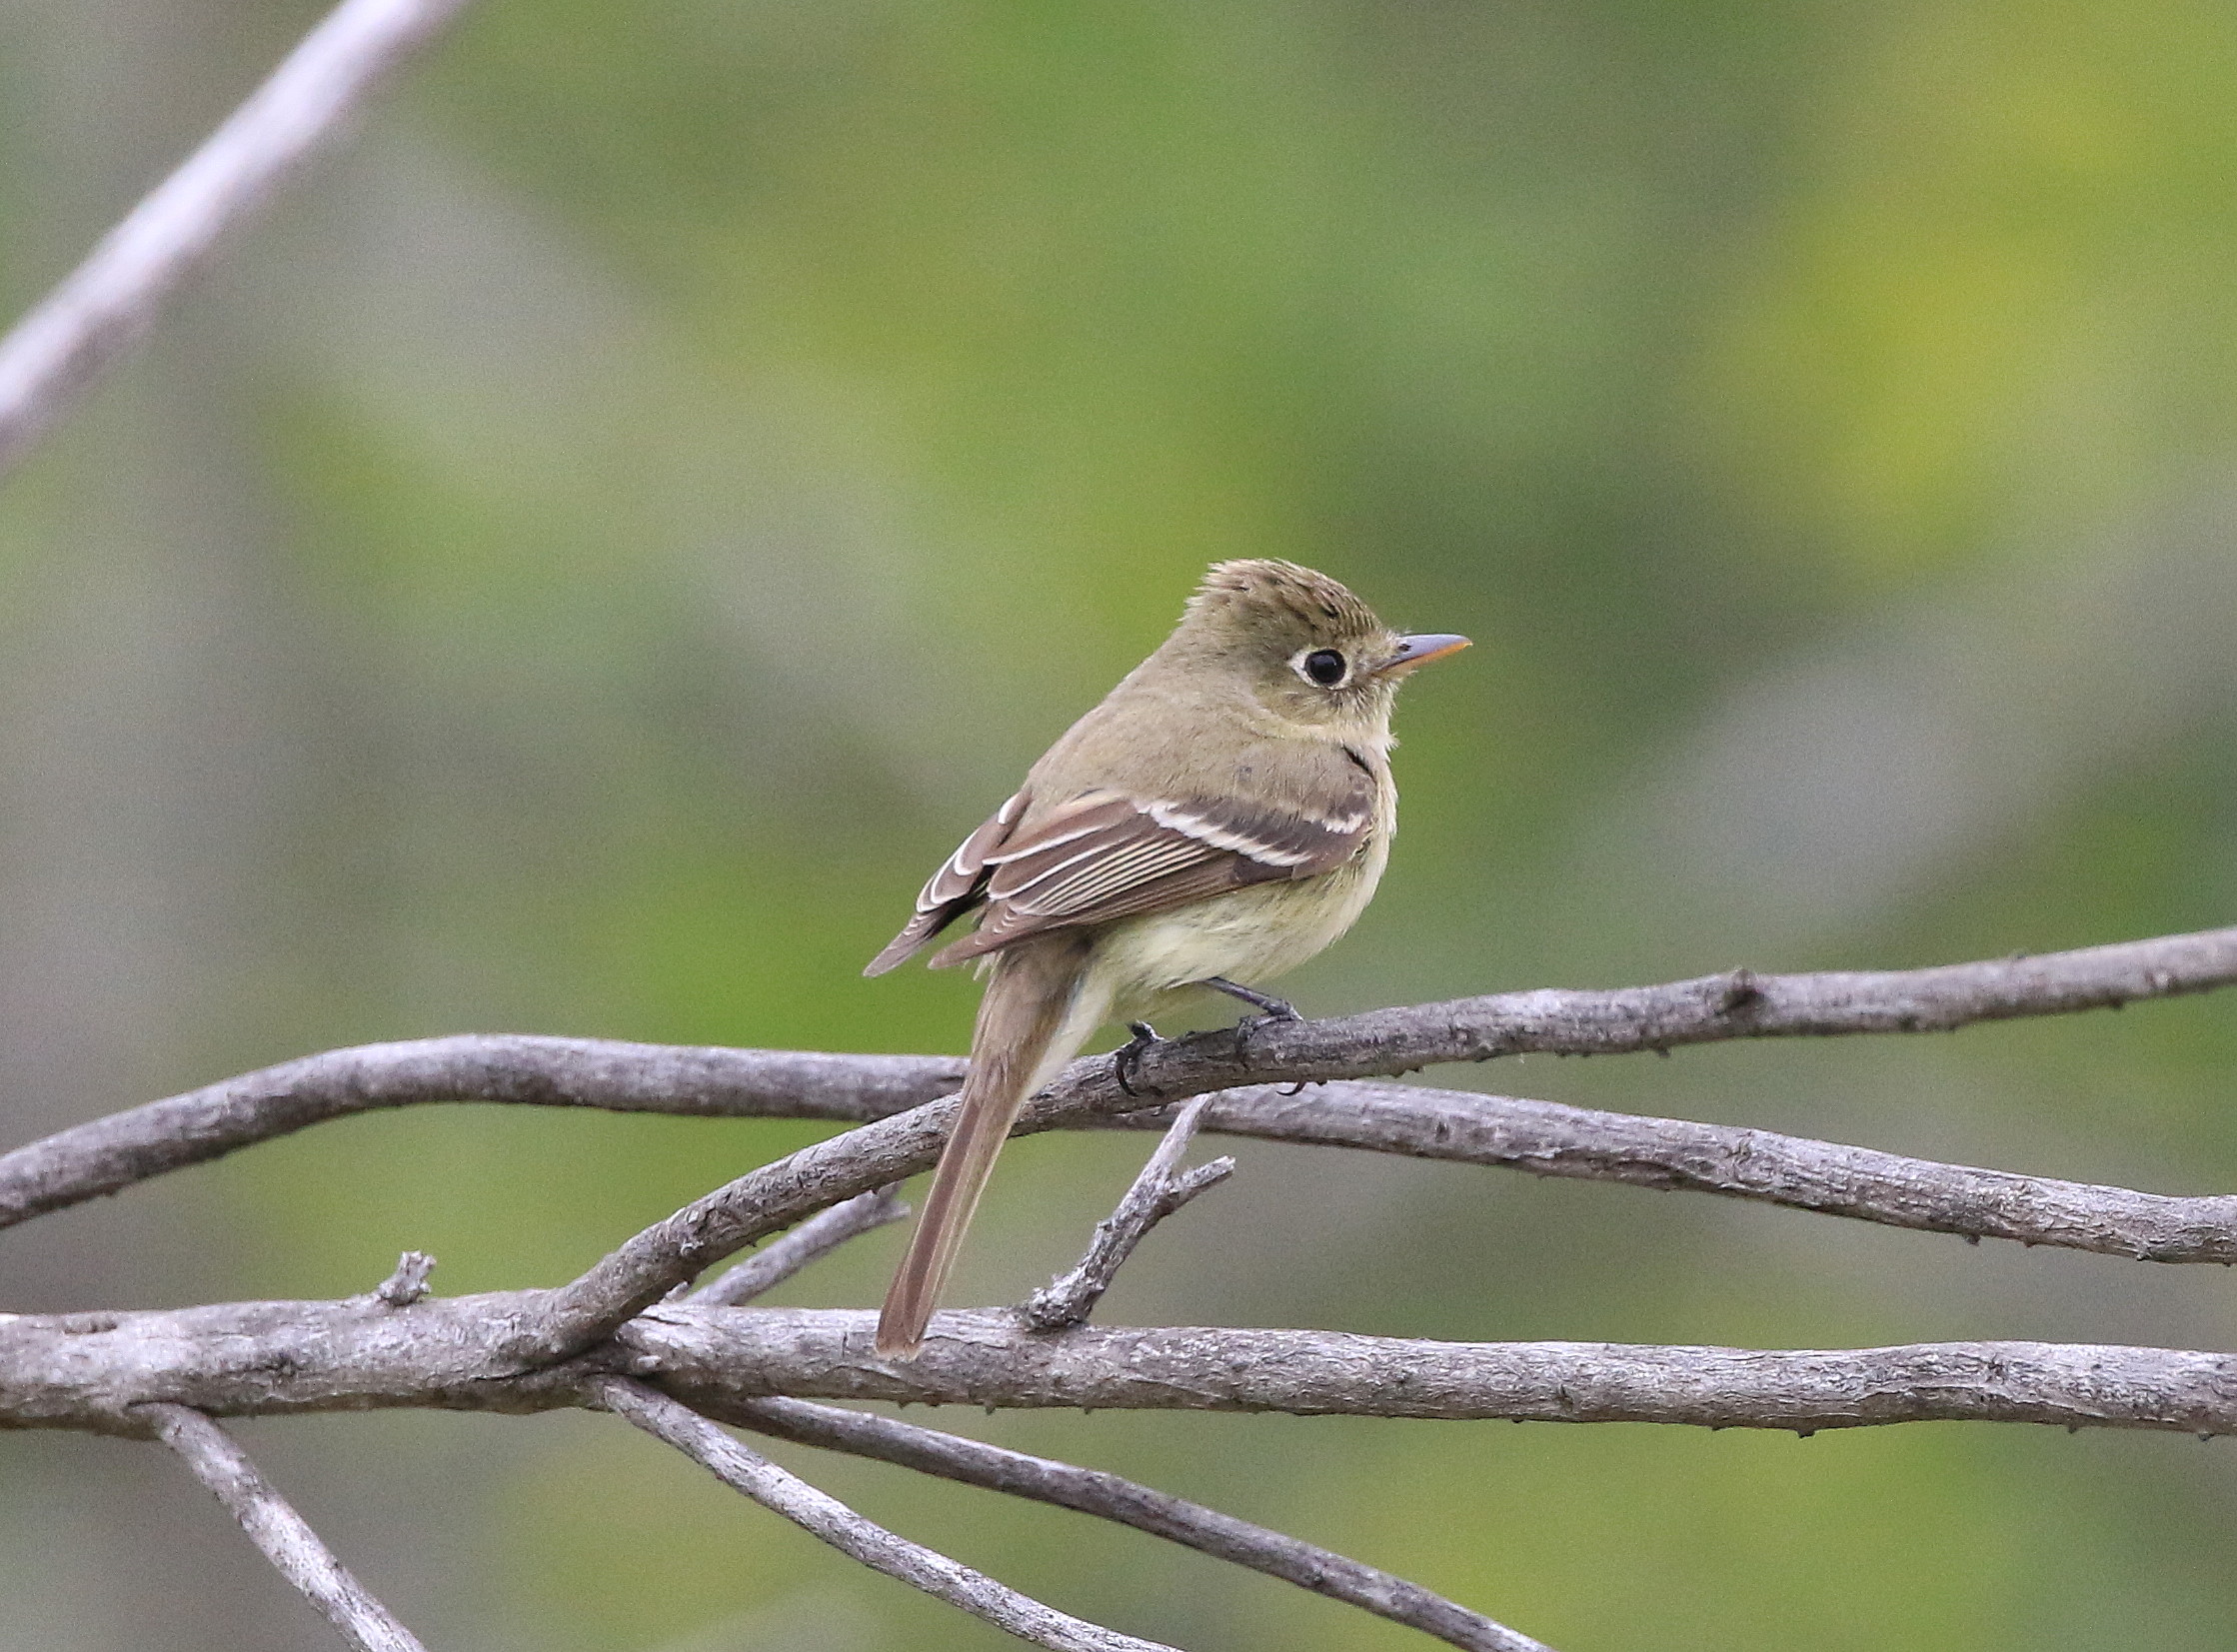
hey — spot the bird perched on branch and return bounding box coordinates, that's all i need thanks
[864,560,1468,1355]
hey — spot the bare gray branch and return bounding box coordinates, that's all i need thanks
[1109,921,2237,1092]
[593,1377,1181,1652]
[140,1403,428,1652]
[689,1186,910,1307]
[630,1311,2237,1436]
[0,0,481,479]
[9,1297,2237,1438]
[0,1034,962,1231]
[8,964,2237,1377]
[18,1057,2237,1328]
[0,916,2230,1652]
[6,924,2231,1232]
[1026,1098,1234,1331]
[1124,1080,2237,1265]
[714,1393,1550,1652]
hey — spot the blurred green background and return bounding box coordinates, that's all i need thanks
[6,1,2237,1647]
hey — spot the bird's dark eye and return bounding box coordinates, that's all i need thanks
[1301,649,1347,687]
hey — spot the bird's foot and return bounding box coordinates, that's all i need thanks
[1203,976,1311,1090]
[1114,1020,1164,1097]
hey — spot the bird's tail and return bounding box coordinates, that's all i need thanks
[877,934,1103,1357]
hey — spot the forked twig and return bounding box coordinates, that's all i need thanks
[689,1185,909,1307]
[140,1403,427,1652]
[1026,1098,1233,1331]
[0,0,480,480]
[712,1393,1551,1652]
[592,1377,1181,1652]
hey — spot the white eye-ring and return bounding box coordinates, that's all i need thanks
[1293,648,1349,688]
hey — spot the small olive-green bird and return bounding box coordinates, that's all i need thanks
[865,560,1467,1355]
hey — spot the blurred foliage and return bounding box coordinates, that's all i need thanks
[6,0,2237,1647]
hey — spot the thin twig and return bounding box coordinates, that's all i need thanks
[140,1403,428,1652]
[5,924,2233,1231]
[711,1393,1551,1652]
[592,1377,1181,1652]
[1026,1099,1233,1331]
[0,0,480,480]
[689,1186,909,1307]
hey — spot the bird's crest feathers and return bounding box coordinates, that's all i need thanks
[1182,559,1387,644]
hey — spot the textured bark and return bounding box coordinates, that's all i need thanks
[1137,1081,2237,1263]
[0,1035,962,1230]
[628,1311,2237,1435]
[7,1297,2237,1439]
[8,924,2231,1235]
[5,925,2236,1650]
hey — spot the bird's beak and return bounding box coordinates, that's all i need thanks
[1377,633,1471,676]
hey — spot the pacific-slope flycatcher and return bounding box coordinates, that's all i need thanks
[865,560,1467,1355]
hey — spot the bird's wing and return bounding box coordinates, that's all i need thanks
[862,790,1030,975]
[925,771,1374,967]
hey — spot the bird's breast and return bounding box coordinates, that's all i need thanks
[1085,829,1392,1018]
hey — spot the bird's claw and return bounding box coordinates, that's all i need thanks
[1199,975,1307,1085]
[1234,996,1299,1054]
[1115,1020,1163,1097]
[1238,1003,1307,1091]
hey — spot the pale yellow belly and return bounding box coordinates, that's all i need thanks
[1084,833,1390,1023]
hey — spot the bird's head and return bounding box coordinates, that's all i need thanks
[1166,559,1468,734]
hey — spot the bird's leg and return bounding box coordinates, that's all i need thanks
[1113,1020,1164,1097]
[1202,976,1316,1093]
[1202,976,1298,1024]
